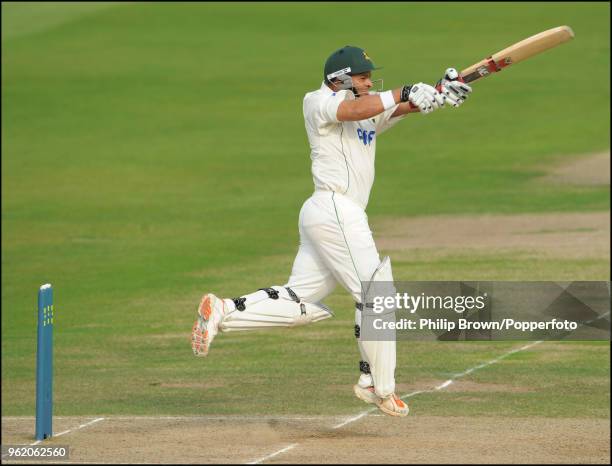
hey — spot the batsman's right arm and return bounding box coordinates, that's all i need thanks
[336,89,403,121]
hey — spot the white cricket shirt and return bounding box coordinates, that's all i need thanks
[302,82,405,210]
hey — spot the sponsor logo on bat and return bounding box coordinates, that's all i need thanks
[477,66,490,77]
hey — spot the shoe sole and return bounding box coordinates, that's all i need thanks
[200,294,213,320]
[353,385,380,405]
[353,386,409,417]
[191,294,213,357]
[191,318,209,357]
[377,398,410,417]
[378,405,409,417]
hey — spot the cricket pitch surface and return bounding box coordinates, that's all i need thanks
[2,414,610,463]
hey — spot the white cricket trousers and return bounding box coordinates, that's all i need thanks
[284,190,396,397]
[286,190,380,303]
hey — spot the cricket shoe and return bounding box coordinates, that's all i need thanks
[377,394,409,417]
[191,293,226,357]
[353,384,382,405]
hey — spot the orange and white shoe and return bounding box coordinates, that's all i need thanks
[191,293,226,357]
[353,385,381,405]
[377,394,409,417]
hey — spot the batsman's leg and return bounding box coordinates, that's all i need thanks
[301,192,407,416]
[192,199,338,357]
[191,284,334,357]
[218,233,338,333]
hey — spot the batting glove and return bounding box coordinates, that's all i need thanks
[437,68,473,107]
[400,83,445,114]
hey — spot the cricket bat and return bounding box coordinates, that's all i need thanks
[459,25,575,84]
[407,25,575,109]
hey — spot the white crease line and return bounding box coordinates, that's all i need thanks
[331,408,377,430]
[450,341,543,380]
[584,311,610,325]
[245,443,299,465]
[4,415,344,422]
[435,380,453,390]
[28,417,105,445]
[77,418,105,429]
[98,415,341,421]
[246,341,545,464]
[2,462,153,465]
[331,389,425,430]
[334,341,546,435]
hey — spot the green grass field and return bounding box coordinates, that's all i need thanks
[2,1,609,423]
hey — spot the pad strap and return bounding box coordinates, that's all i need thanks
[359,360,371,374]
[232,297,246,311]
[285,287,300,303]
[355,302,374,311]
[259,288,279,299]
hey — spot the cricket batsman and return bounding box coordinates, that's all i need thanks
[191,45,472,417]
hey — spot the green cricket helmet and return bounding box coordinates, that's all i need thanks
[323,46,382,88]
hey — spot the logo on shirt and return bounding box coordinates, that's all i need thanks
[357,128,375,146]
